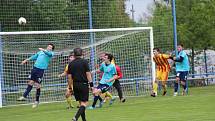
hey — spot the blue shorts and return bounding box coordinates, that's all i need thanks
[96,84,110,93]
[29,67,45,83]
[176,71,188,82]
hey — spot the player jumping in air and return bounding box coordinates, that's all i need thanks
[17,43,55,108]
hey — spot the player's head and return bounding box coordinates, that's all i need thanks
[153,48,160,55]
[69,52,75,62]
[47,43,55,51]
[73,48,83,57]
[104,53,113,64]
[99,52,107,61]
[177,44,183,52]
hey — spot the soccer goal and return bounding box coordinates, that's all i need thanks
[0,27,155,107]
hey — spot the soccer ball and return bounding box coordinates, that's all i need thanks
[18,17,26,25]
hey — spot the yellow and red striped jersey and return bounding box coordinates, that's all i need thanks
[153,54,171,72]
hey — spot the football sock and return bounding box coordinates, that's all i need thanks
[75,106,85,120]
[23,84,33,98]
[153,82,158,95]
[66,96,74,108]
[36,88,40,102]
[174,82,178,92]
[92,96,99,108]
[105,91,113,99]
[81,110,86,121]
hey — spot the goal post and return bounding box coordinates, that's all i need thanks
[0,27,154,107]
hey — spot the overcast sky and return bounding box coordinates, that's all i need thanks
[125,0,154,22]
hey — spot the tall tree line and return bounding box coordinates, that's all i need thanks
[0,0,133,31]
[150,0,215,75]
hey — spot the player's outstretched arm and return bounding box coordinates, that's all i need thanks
[39,48,53,57]
[58,72,67,78]
[21,59,29,65]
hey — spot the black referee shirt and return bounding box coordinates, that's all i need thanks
[68,57,90,83]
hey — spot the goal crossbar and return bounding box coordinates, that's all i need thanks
[0,27,152,35]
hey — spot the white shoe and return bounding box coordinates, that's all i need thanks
[173,92,178,96]
[17,96,27,101]
[32,101,39,108]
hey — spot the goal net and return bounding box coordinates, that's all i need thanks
[0,27,154,107]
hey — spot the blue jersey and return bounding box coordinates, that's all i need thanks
[29,50,54,69]
[175,50,190,72]
[99,63,117,86]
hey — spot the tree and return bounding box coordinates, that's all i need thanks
[149,2,174,51]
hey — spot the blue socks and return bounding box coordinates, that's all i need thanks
[174,82,178,92]
[36,88,41,102]
[23,85,33,98]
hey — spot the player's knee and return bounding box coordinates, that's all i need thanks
[176,77,180,82]
[181,81,185,86]
[28,80,34,85]
[35,84,41,89]
[80,101,88,107]
[65,93,70,98]
[93,89,99,95]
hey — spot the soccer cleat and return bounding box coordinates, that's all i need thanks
[109,97,116,105]
[72,117,77,121]
[87,106,95,110]
[17,96,27,101]
[150,92,156,97]
[120,98,126,103]
[162,91,167,96]
[182,90,186,96]
[32,101,39,108]
[66,105,74,109]
[103,99,107,103]
[173,92,178,96]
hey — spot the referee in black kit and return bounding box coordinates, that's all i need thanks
[68,48,93,121]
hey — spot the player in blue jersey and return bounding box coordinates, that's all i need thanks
[88,53,118,109]
[17,43,55,108]
[172,44,190,96]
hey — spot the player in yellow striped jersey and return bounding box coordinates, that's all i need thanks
[58,53,75,109]
[151,48,172,97]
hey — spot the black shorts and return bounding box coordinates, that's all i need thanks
[176,71,188,82]
[73,82,89,102]
[29,67,44,83]
[97,84,110,93]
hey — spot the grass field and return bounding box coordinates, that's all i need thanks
[0,86,215,121]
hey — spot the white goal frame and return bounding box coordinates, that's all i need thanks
[0,27,155,107]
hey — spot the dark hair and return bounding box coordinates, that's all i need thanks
[73,48,82,56]
[105,53,113,62]
[48,43,55,50]
[178,44,184,47]
[69,52,74,57]
[153,48,160,52]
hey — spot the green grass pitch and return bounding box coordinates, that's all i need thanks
[0,86,215,121]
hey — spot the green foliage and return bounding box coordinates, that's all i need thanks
[176,0,215,50]
[149,4,174,51]
[150,0,215,50]
[0,0,132,31]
